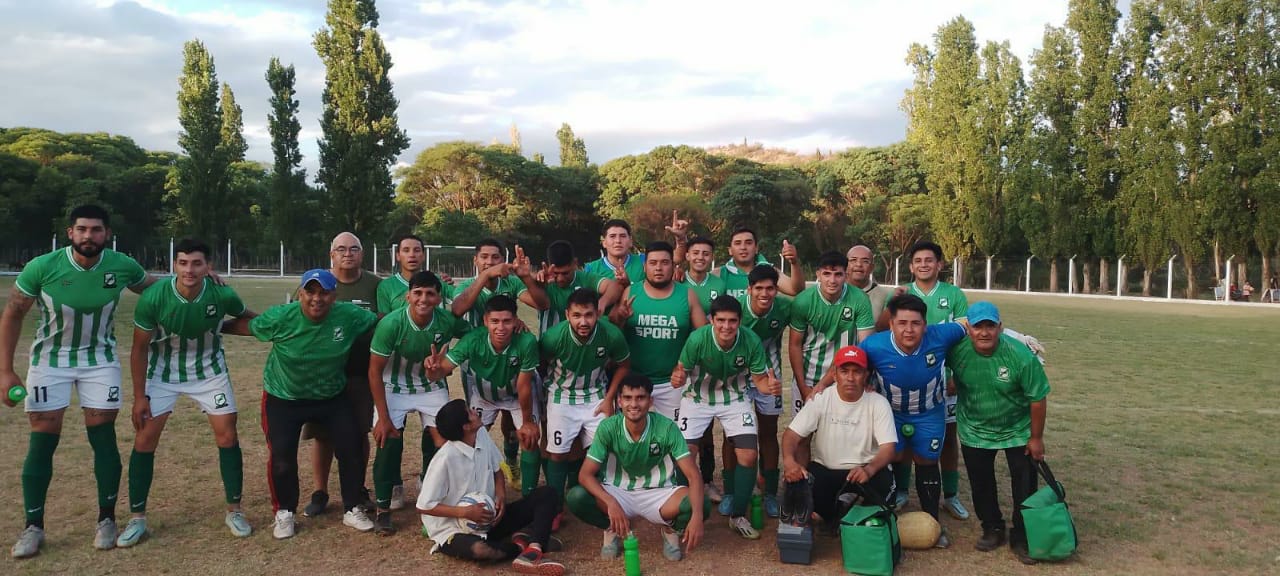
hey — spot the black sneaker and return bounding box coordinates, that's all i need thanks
[975,526,1007,552]
[1012,542,1039,565]
[303,491,329,517]
[374,511,395,536]
[511,548,565,576]
[513,532,563,552]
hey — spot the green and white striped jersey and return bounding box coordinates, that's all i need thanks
[788,285,875,387]
[678,325,769,405]
[446,328,539,403]
[740,294,792,374]
[377,272,456,313]
[453,275,528,328]
[369,307,467,394]
[16,248,147,368]
[908,281,969,325]
[680,272,725,314]
[540,319,630,405]
[539,271,608,334]
[587,412,690,490]
[134,278,245,384]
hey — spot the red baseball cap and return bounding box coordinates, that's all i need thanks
[834,345,868,369]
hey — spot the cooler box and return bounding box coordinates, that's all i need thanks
[777,523,814,565]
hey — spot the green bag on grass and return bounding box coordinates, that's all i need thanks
[1020,460,1078,561]
[839,501,901,575]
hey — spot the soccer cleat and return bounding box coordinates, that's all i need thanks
[303,490,329,517]
[975,526,1006,552]
[943,495,970,520]
[600,532,622,559]
[272,510,296,540]
[115,517,147,548]
[704,483,724,504]
[661,531,683,561]
[343,508,375,532]
[763,494,780,518]
[511,548,566,576]
[935,527,952,549]
[94,518,118,550]
[390,485,406,511]
[11,525,44,559]
[717,494,735,517]
[373,512,395,536]
[225,511,252,538]
[894,490,909,510]
[728,516,760,540]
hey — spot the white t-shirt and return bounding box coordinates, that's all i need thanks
[417,432,503,548]
[788,388,896,469]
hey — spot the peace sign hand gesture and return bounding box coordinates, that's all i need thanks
[512,245,533,279]
[423,344,449,380]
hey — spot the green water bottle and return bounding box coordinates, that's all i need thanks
[7,385,25,405]
[623,533,641,576]
[865,516,885,527]
[750,494,764,530]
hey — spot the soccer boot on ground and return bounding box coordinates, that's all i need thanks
[728,516,760,540]
[115,517,147,548]
[94,518,118,550]
[11,526,44,559]
[943,495,970,520]
[390,484,406,511]
[225,511,252,537]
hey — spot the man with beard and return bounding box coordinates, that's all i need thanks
[584,213,689,287]
[3,205,159,558]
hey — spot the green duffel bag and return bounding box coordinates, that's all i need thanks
[839,495,901,575]
[1020,459,1078,561]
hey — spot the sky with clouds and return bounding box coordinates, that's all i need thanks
[0,0,1119,172]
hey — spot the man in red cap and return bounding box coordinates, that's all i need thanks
[780,345,897,528]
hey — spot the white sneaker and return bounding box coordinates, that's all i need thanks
[273,510,296,540]
[704,483,724,504]
[94,518,118,550]
[728,516,760,540]
[343,508,374,532]
[11,526,44,559]
[390,485,406,511]
[115,517,147,548]
[943,495,971,520]
[225,511,252,538]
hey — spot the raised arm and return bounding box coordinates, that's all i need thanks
[451,265,501,318]
[778,240,806,296]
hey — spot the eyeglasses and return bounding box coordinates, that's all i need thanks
[333,246,363,254]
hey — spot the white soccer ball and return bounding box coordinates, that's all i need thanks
[898,511,941,549]
[455,491,496,534]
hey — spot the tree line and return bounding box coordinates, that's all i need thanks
[2,0,1276,298]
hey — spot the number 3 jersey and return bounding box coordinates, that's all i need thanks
[860,322,967,415]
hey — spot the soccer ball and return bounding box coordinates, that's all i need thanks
[898,511,941,549]
[455,491,496,534]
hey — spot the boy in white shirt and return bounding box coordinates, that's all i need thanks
[417,399,566,575]
[781,345,897,527]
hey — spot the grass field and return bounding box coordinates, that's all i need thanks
[2,276,1279,575]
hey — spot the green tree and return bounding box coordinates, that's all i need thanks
[314,0,410,238]
[556,123,588,168]
[265,57,309,252]
[219,83,247,163]
[174,39,231,246]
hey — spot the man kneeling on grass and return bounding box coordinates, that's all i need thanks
[781,345,897,531]
[417,399,566,575]
[566,374,708,562]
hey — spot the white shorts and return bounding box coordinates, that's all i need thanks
[649,380,681,421]
[546,398,606,455]
[676,398,757,442]
[791,379,808,417]
[374,388,450,430]
[147,373,236,417]
[945,394,957,425]
[471,394,536,428]
[747,385,784,417]
[603,483,682,527]
[24,364,122,412]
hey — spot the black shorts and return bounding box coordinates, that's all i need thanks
[301,373,374,440]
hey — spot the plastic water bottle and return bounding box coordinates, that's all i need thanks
[865,516,886,527]
[750,494,764,530]
[623,533,641,576]
[7,385,25,404]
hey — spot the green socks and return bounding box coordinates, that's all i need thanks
[673,494,713,531]
[565,485,609,529]
[519,450,542,496]
[567,458,584,490]
[942,470,960,498]
[504,437,519,463]
[546,459,571,496]
[762,467,780,497]
[722,466,736,493]
[22,432,59,528]
[895,464,912,497]
[373,436,404,510]
[127,450,155,513]
[219,445,243,505]
[86,423,121,519]
[731,464,754,517]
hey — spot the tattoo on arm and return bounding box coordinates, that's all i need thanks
[5,288,36,316]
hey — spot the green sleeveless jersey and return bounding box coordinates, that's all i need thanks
[133,277,246,384]
[907,281,969,325]
[584,253,646,284]
[717,257,773,300]
[788,285,875,387]
[16,248,148,368]
[539,320,630,405]
[539,270,608,334]
[680,272,725,313]
[369,307,467,395]
[623,283,694,385]
[741,294,792,373]
[679,326,769,405]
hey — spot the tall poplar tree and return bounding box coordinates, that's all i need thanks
[219,83,247,163]
[174,39,229,245]
[266,57,307,251]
